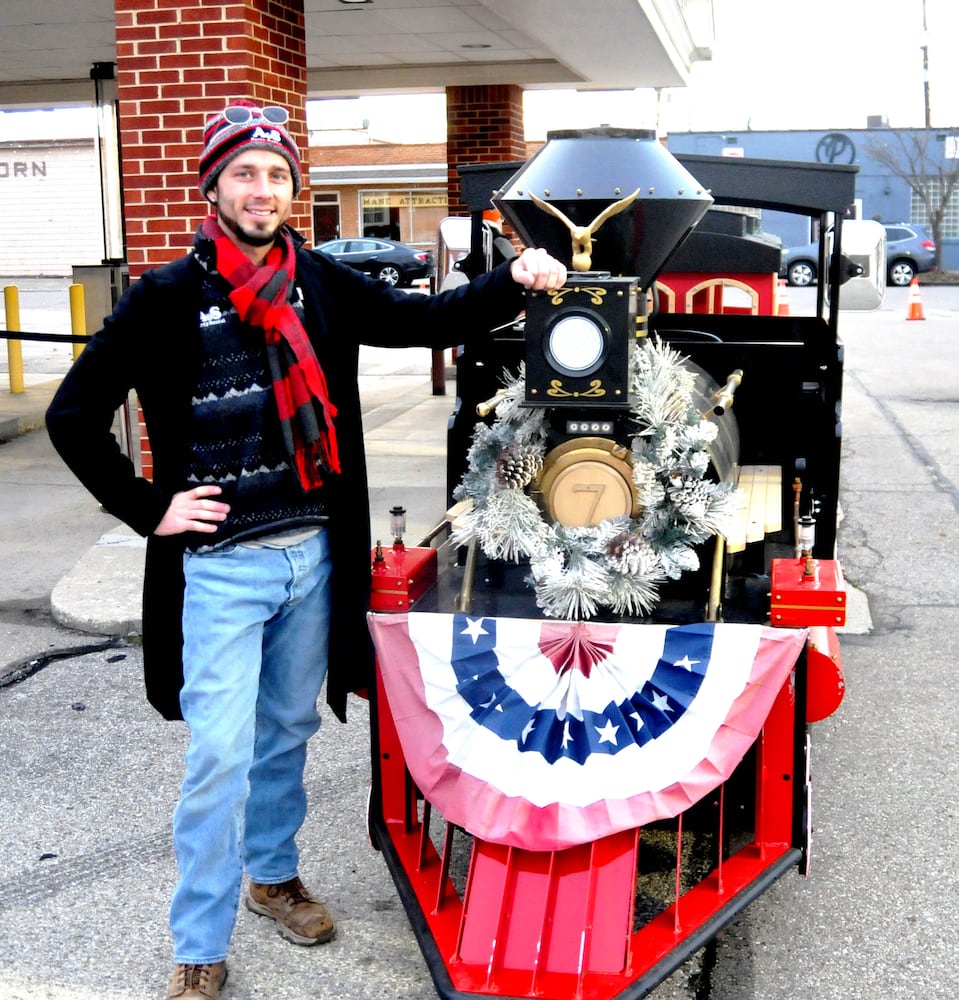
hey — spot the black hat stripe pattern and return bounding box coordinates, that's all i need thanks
[198,111,303,197]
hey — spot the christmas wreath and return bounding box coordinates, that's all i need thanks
[453,337,741,620]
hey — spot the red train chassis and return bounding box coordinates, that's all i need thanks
[369,637,810,1000]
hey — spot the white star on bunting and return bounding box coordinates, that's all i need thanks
[461,617,489,643]
[595,719,620,745]
[651,691,672,713]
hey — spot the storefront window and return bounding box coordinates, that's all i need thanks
[361,189,447,247]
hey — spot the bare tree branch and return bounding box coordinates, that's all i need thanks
[866,129,959,270]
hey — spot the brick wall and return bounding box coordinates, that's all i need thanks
[114,0,310,481]
[114,0,311,280]
[445,85,526,217]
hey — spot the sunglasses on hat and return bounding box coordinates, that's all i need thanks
[222,105,290,126]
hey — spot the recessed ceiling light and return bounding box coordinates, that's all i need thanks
[461,43,492,49]
[338,1,372,5]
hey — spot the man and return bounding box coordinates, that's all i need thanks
[46,100,566,1000]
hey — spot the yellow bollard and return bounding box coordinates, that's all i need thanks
[69,284,87,361]
[3,285,25,394]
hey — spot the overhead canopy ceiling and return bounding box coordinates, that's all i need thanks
[0,0,712,107]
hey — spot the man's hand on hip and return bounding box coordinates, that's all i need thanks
[155,485,231,536]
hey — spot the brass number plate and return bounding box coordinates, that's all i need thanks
[548,461,633,526]
[536,436,639,528]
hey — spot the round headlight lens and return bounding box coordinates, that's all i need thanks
[546,313,606,376]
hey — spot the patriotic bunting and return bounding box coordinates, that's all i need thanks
[369,613,806,851]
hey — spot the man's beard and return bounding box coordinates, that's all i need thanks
[218,207,280,247]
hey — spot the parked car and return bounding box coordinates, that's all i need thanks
[883,223,936,285]
[780,223,936,287]
[314,237,435,286]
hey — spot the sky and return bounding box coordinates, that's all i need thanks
[3,0,958,143]
[666,0,959,133]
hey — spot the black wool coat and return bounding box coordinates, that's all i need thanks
[46,246,525,722]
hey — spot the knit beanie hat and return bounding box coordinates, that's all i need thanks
[198,100,303,198]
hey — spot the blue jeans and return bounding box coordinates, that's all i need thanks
[170,530,331,964]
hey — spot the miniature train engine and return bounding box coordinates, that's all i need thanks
[366,130,864,1000]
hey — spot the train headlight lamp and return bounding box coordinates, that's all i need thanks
[523,274,640,409]
[544,312,607,377]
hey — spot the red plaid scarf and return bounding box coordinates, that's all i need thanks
[199,215,340,490]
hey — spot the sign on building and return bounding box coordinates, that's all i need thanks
[0,140,103,276]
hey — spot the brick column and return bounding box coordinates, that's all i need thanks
[113,0,309,480]
[115,0,311,279]
[445,84,526,219]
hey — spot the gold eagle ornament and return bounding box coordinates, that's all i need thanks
[528,188,641,272]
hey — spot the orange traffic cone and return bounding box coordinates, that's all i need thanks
[906,277,925,321]
[776,278,790,316]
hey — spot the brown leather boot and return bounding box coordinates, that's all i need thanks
[246,876,336,945]
[166,962,227,999]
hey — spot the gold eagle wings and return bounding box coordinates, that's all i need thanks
[528,188,641,272]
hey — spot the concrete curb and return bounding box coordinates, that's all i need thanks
[0,379,59,441]
[50,525,145,636]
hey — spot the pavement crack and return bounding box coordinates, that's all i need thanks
[0,638,123,690]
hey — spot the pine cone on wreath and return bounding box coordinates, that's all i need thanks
[667,475,712,519]
[605,531,658,576]
[495,443,542,489]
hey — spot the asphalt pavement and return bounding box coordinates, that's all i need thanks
[1,281,957,1000]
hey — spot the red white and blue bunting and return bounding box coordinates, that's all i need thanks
[369,612,806,851]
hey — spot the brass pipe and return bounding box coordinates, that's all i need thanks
[793,477,803,558]
[710,368,743,416]
[706,533,725,622]
[417,519,450,547]
[455,538,479,613]
[475,388,507,418]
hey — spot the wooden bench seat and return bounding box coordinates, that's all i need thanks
[724,465,782,553]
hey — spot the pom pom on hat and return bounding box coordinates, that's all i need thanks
[198,100,303,198]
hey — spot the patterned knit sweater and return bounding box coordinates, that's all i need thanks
[183,277,328,550]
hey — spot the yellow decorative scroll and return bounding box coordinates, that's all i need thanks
[547,286,608,306]
[546,378,606,399]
